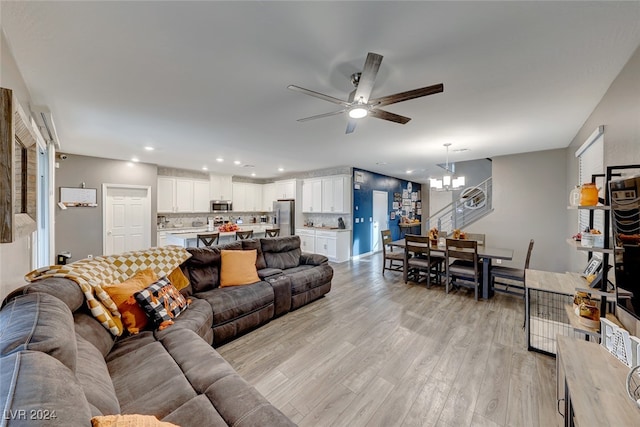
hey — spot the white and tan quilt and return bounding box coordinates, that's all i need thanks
[25,245,191,336]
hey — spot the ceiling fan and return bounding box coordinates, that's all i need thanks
[288,52,444,134]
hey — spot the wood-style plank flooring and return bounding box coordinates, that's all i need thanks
[217,255,562,427]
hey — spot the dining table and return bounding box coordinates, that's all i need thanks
[390,238,514,299]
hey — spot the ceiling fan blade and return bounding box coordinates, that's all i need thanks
[287,85,350,107]
[354,52,383,104]
[370,83,444,108]
[297,109,345,122]
[368,109,411,124]
[346,119,357,134]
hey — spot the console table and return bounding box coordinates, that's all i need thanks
[557,335,640,426]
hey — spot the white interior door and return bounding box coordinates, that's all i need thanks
[104,185,151,255]
[372,190,389,253]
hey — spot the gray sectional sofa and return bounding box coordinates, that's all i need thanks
[0,236,333,426]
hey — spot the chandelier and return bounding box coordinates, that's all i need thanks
[430,143,465,191]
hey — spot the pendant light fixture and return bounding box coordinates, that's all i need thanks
[430,143,466,191]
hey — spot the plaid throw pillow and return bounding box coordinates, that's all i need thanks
[134,278,190,330]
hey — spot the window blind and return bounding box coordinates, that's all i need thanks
[577,131,604,233]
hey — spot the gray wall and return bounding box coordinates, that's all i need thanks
[565,45,640,273]
[55,154,157,261]
[465,149,568,273]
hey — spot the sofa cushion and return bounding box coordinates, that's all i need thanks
[285,263,334,296]
[184,247,220,293]
[257,267,284,279]
[108,341,197,418]
[103,268,158,334]
[162,395,227,427]
[74,312,116,357]
[168,266,190,291]
[106,331,157,363]
[135,278,190,330]
[261,236,302,270]
[154,298,213,345]
[0,293,77,372]
[220,250,260,287]
[0,351,93,425]
[75,334,120,416]
[195,281,274,326]
[240,238,267,270]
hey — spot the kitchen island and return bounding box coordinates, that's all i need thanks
[165,225,271,247]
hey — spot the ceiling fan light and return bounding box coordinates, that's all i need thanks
[430,178,443,190]
[443,175,452,187]
[348,107,368,119]
[453,176,466,188]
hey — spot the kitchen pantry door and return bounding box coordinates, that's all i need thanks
[372,190,388,253]
[103,184,151,255]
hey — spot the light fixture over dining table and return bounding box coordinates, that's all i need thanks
[430,143,465,191]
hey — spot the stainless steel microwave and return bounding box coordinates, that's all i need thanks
[211,200,232,212]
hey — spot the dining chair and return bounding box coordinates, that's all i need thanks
[465,233,486,246]
[445,238,481,300]
[196,233,219,247]
[381,229,405,275]
[235,230,254,240]
[265,228,280,238]
[490,239,534,297]
[404,234,444,286]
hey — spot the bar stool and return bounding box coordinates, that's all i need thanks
[197,233,219,247]
[235,230,254,240]
[265,228,280,238]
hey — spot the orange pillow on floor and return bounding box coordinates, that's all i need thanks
[220,250,260,287]
[103,268,158,334]
[91,414,179,427]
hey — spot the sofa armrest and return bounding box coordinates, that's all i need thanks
[257,268,284,280]
[300,253,329,266]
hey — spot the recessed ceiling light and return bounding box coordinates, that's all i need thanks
[406,170,413,174]
[278,167,284,172]
[234,160,241,165]
[202,166,208,171]
[144,146,154,151]
[131,157,139,162]
[376,162,388,165]
[216,158,224,162]
[251,172,256,177]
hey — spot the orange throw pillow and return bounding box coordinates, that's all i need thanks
[103,269,158,334]
[220,250,260,287]
[91,414,179,427]
[168,266,189,291]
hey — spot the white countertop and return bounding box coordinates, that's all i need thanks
[165,225,271,240]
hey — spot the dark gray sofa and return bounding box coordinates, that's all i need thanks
[0,235,332,426]
[182,235,334,345]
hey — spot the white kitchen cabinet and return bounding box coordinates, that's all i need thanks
[296,228,316,253]
[262,183,275,211]
[322,175,350,213]
[233,182,263,211]
[210,174,233,201]
[232,182,246,211]
[275,179,297,199]
[193,180,211,212]
[302,179,322,213]
[157,177,176,213]
[157,231,168,247]
[158,176,209,213]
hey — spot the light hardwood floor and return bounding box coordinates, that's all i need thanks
[217,255,562,427]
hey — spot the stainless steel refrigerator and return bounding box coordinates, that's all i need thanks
[273,200,295,236]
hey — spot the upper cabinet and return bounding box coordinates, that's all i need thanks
[301,175,351,214]
[302,179,322,213]
[210,174,233,201]
[158,176,210,213]
[275,179,297,199]
[262,183,275,211]
[232,182,263,212]
[322,175,350,213]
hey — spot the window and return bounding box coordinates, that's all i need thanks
[576,127,604,233]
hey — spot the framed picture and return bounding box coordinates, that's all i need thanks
[582,257,602,278]
[390,211,396,220]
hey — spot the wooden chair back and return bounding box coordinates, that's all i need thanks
[197,233,219,247]
[235,230,254,240]
[524,239,535,270]
[446,238,478,263]
[404,234,432,258]
[381,229,393,255]
[265,228,280,238]
[464,233,486,246]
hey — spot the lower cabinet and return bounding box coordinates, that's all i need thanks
[295,228,350,263]
[157,231,168,247]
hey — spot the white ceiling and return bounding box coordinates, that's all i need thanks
[2,1,640,183]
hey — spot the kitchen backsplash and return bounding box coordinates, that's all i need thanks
[303,214,352,229]
[158,212,272,228]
